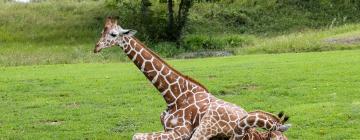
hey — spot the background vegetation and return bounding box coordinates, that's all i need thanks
[1,0,360,66]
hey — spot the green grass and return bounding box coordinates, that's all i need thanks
[1,50,359,139]
[0,0,108,44]
[235,24,360,54]
[1,1,359,139]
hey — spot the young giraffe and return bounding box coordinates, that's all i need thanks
[190,109,290,140]
[234,111,290,140]
[93,17,287,140]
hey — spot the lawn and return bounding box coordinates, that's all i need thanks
[0,50,359,139]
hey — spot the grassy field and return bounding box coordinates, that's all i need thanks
[1,50,359,139]
[1,1,359,139]
[235,24,360,54]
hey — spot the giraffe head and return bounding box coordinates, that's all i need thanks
[253,110,291,132]
[242,110,291,132]
[94,17,137,53]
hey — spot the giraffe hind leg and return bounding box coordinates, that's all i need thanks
[133,126,192,140]
[190,122,217,140]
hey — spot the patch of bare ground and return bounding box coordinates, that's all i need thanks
[175,51,233,59]
[238,83,258,91]
[65,102,80,109]
[40,120,64,126]
[217,83,258,95]
[324,35,360,44]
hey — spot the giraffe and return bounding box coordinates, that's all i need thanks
[190,110,291,140]
[93,17,288,140]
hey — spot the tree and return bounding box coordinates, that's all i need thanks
[166,0,193,43]
[141,0,152,35]
[166,0,175,41]
[110,0,194,44]
[139,0,194,43]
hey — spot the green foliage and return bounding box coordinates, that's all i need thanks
[188,0,360,35]
[236,24,360,54]
[2,0,360,66]
[1,50,360,139]
[0,0,109,45]
[2,24,360,66]
[106,0,169,41]
[150,42,184,57]
[182,34,254,51]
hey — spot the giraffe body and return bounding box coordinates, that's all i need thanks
[94,17,288,140]
[190,104,291,140]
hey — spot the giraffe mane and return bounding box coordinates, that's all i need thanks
[132,37,209,92]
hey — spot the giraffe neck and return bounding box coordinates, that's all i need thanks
[119,36,208,106]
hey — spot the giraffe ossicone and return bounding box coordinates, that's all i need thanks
[94,17,289,140]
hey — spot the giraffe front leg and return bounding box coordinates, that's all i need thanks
[133,127,192,140]
[259,131,288,140]
[160,110,167,129]
[133,132,165,140]
[189,113,220,140]
[190,124,215,140]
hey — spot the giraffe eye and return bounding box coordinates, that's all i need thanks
[110,33,117,37]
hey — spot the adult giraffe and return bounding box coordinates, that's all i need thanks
[93,17,288,140]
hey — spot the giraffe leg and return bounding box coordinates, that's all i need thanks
[189,109,222,140]
[133,126,192,140]
[232,128,282,140]
[190,122,216,140]
[260,131,288,140]
[160,110,166,129]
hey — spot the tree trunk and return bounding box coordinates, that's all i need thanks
[166,0,176,41]
[176,0,192,39]
[141,0,151,23]
[166,0,193,44]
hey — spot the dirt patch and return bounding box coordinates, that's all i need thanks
[41,120,63,126]
[65,102,80,109]
[239,83,258,91]
[216,83,258,96]
[324,36,360,44]
[208,75,217,80]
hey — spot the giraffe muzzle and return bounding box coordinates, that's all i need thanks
[94,44,102,53]
[94,48,101,53]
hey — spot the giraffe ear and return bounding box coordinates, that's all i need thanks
[112,19,118,25]
[122,29,137,37]
[105,17,114,26]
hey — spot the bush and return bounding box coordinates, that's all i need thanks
[181,34,254,51]
[151,42,184,57]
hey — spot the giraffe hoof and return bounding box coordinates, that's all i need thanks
[132,133,145,140]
